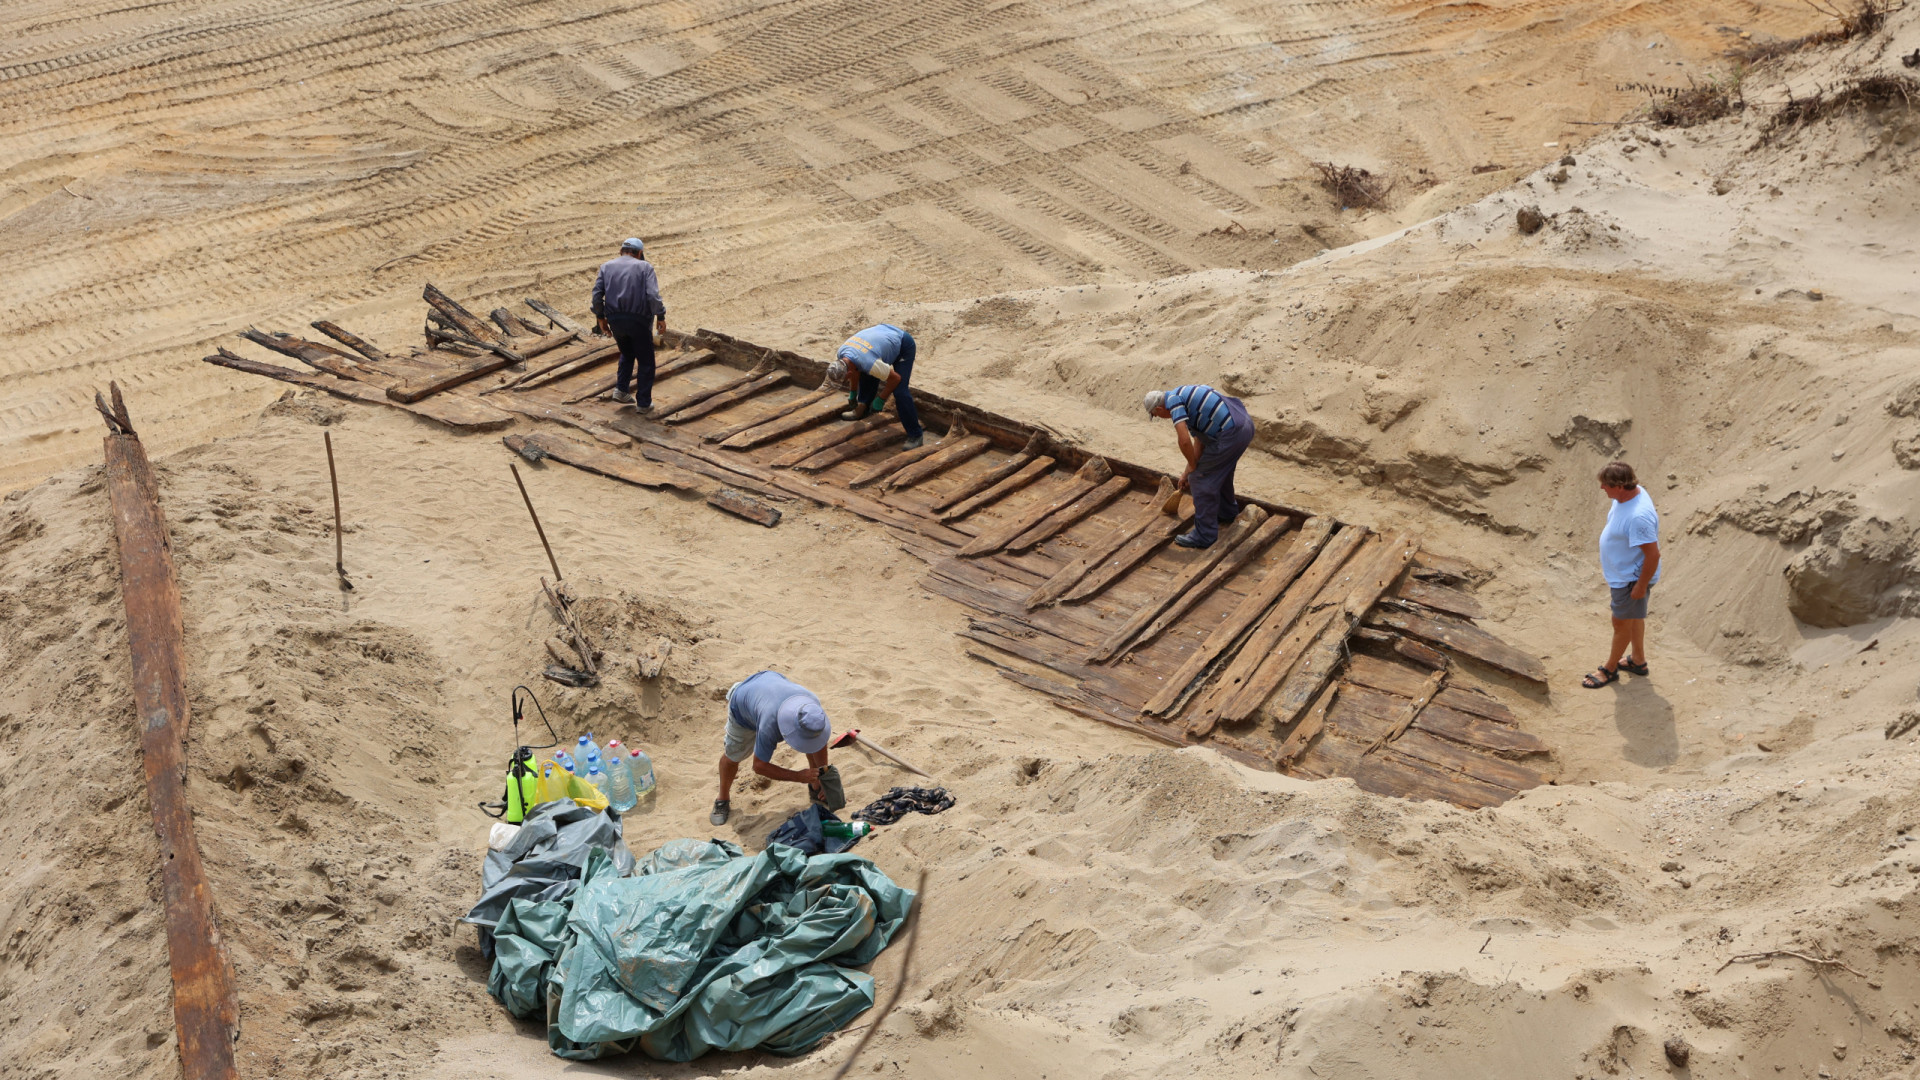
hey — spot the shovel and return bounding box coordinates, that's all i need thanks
[829,729,932,778]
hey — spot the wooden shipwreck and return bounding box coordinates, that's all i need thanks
[205,285,1556,808]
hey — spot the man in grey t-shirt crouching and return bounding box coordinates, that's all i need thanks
[711,670,833,826]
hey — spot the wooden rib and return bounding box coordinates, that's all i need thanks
[424,282,505,343]
[1027,478,1177,608]
[958,457,1111,557]
[795,426,904,472]
[766,408,888,463]
[1365,665,1448,754]
[1141,517,1335,714]
[1396,637,1449,670]
[885,434,991,491]
[650,363,773,420]
[664,371,787,423]
[1273,680,1339,767]
[503,432,690,490]
[707,489,782,527]
[1088,508,1285,663]
[490,397,632,448]
[769,473,969,546]
[929,434,1044,512]
[1365,606,1549,686]
[1177,527,1372,731]
[309,321,395,365]
[387,350,518,403]
[614,419,785,487]
[203,350,514,431]
[851,418,966,488]
[1413,704,1547,755]
[1007,475,1130,552]
[938,456,1055,523]
[101,403,243,1080]
[494,340,617,392]
[720,395,845,449]
[524,298,587,335]
[1397,578,1483,619]
[1230,532,1418,727]
[557,348,715,404]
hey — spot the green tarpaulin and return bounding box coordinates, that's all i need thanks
[486,837,916,1062]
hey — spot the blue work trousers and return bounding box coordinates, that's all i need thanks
[605,312,656,406]
[1186,396,1254,545]
[855,332,922,439]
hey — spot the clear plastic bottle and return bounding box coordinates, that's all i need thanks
[584,765,608,799]
[629,748,656,797]
[576,734,599,766]
[553,749,577,774]
[604,751,637,813]
[584,747,604,779]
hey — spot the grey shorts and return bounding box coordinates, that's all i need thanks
[721,678,755,762]
[1610,584,1651,620]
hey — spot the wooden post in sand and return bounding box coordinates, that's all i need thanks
[509,461,565,584]
[324,431,352,590]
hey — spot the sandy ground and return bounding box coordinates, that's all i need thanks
[10,3,1920,1080]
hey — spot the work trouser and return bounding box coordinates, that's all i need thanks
[1187,396,1254,546]
[605,312,656,406]
[855,332,922,439]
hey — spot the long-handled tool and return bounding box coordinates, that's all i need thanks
[829,729,931,778]
[324,431,353,590]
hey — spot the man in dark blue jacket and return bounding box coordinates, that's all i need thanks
[590,238,667,411]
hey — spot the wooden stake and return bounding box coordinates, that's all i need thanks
[324,431,352,590]
[510,462,565,584]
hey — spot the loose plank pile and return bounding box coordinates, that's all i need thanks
[206,287,1556,807]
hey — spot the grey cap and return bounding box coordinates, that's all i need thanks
[1143,390,1166,418]
[620,237,644,252]
[777,697,831,755]
[824,357,849,387]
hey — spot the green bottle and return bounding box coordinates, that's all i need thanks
[821,821,871,840]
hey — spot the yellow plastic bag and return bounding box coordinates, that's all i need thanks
[539,764,609,811]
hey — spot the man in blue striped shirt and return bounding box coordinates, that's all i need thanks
[1145,384,1255,549]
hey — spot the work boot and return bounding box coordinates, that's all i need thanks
[901,434,925,450]
[1173,532,1213,549]
[710,799,731,826]
[611,390,635,404]
[840,402,872,422]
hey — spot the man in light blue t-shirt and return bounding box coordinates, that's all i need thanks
[824,323,925,448]
[711,670,833,825]
[1584,461,1662,689]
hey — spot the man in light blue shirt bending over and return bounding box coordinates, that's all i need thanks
[711,670,833,825]
[825,323,925,449]
[1584,460,1662,688]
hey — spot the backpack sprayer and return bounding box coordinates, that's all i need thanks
[479,685,560,824]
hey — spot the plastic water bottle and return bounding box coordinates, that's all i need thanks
[553,749,577,774]
[576,734,599,766]
[585,765,609,799]
[629,748,655,797]
[584,748,604,779]
[603,752,637,812]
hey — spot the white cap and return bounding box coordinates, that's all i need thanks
[825,357,849,387]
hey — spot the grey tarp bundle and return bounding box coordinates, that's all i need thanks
[485,838,916,1062]
[462,800,636,935]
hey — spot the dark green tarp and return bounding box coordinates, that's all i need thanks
[486,838,915,1062]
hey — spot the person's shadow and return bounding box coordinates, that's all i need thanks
[1613,676,1678,766]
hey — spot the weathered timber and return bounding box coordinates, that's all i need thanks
[1397,577,1483,619]
[204,350,514,430]
[1026,479,1177,609]
[423,329,487,357]
[101,399,242,1080]
[850,419,964,488]
[1089,509,1286,663]
[938,456,1056,523]
[966,649,1193,751]
[1274,680,1339,767]
[1365,665,1448,754]
[490,398,632,448]
[708,488,782,527]
[497,341,617,392]
[795,426,903,472]
[324,430,351,589]
[1006,475,1131,552]
[1414,703,1547,755]
[387,350,519,403]
[310,321,395,365]
[1366,606,1549,686]
[1058,508,1191,605]
[524,298,588,335]
[1385,727,1547,792]
[959,457,1111,556]
[1141,517,1335,714]
[1193,602,1340,738]
[1240,532,1418,728]
[770,472,969,546]
[493,308,545,337]
[1340,654,1534,729]
[1176,527,1371,729]
[929,435,1045,511]
[664,371,787,423]
[720,395,845,449]
[648,363,771,419]
[635,445,783,501]
[424,282,505,343]
[503,432,690,490]
[555,348,711,404]
[1411,548,1485,585]
[1292,720,1519,807]
[1397,637,1449,670]
[240,327,360,371]
[712,387,838,445]
[886,435,991,491]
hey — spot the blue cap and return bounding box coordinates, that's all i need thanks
[621,237,644,252]
[777,697,831,755]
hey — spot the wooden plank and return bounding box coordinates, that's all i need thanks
[1007,475,1131,552]
[1411,548,1484,585]
[767,409,891,464]
[309,320,396,365]
[1291,724,1518,808]
[708,488,782,527]
[1365,665,1448,754]
[1342,654,1435,698]
[958,457,1111,557]
[960,623,1152,718]
[1388,729,1546,792]
[503,432,691,490]
[1176,528,1372,729]
[1026,478,1178,609]
[795,426,903,472]
[203,350,515,431]
[719,395,845,449]
[424,282,505,343]
[654,367,778,420]
[1059,510,1191,605]
[1397,577,1483,620]
[1366,606,1548,686]
[1413,703,1548,756]
[664,371,787,423]
[1140,517,1336,714]
[1434,687,1518,725]
[525,298,588,335]
[1397,637,1449,670]
[496,340,617,392]
[492,308,542,337]
[101,403,242,1080]
[969,651,1187,749]
[1088,508,1284,663]
[770,472,969,546]
[1273,680,1339,767]
[489,397,633,448]
[239,327,361,372]
[921,562,1105,649]
[634,445,783,501]
[885,435,992,491]
[1237,532,1418,727]
[387,350,518,403]
[938,456,1056,523]
[850,419,964,488]
[1191,603,1340,738]
[554,348,714,404]
[928,434,1044,512]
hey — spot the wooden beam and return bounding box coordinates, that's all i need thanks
[928,434,1044,512]
[1087,509,1284,663]
[387,351,519,403]
[768,473,969,546]
[309,321,395,365]
[1140,517,1335,715]
[100,393,242,1080]
[707,488,782,527]
[719,395,845,449]
[502,432,691,490]
[937,455,1055,523]
[1365,665,1448,754]
[958,457,1111,557]
[1397,577,1483,619]
[1365,606,1549,686]
[850,419,965,488]
[239,328,360,372]
[203,350,514,431]
[1026,478,1178,609]
[1059,509,1190,605]
[494,341,617,393]
[424,282,505,343]
[489,397,633,448]
[885,434,991,491]
[663,370,786,423]
[1007,475,1131,552]
[524,298,587,335]
[712,387,838,445]
[794,425,903,472]
[556,347,713,404]
[651,365,775,420]
[1273,680,1339,767]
